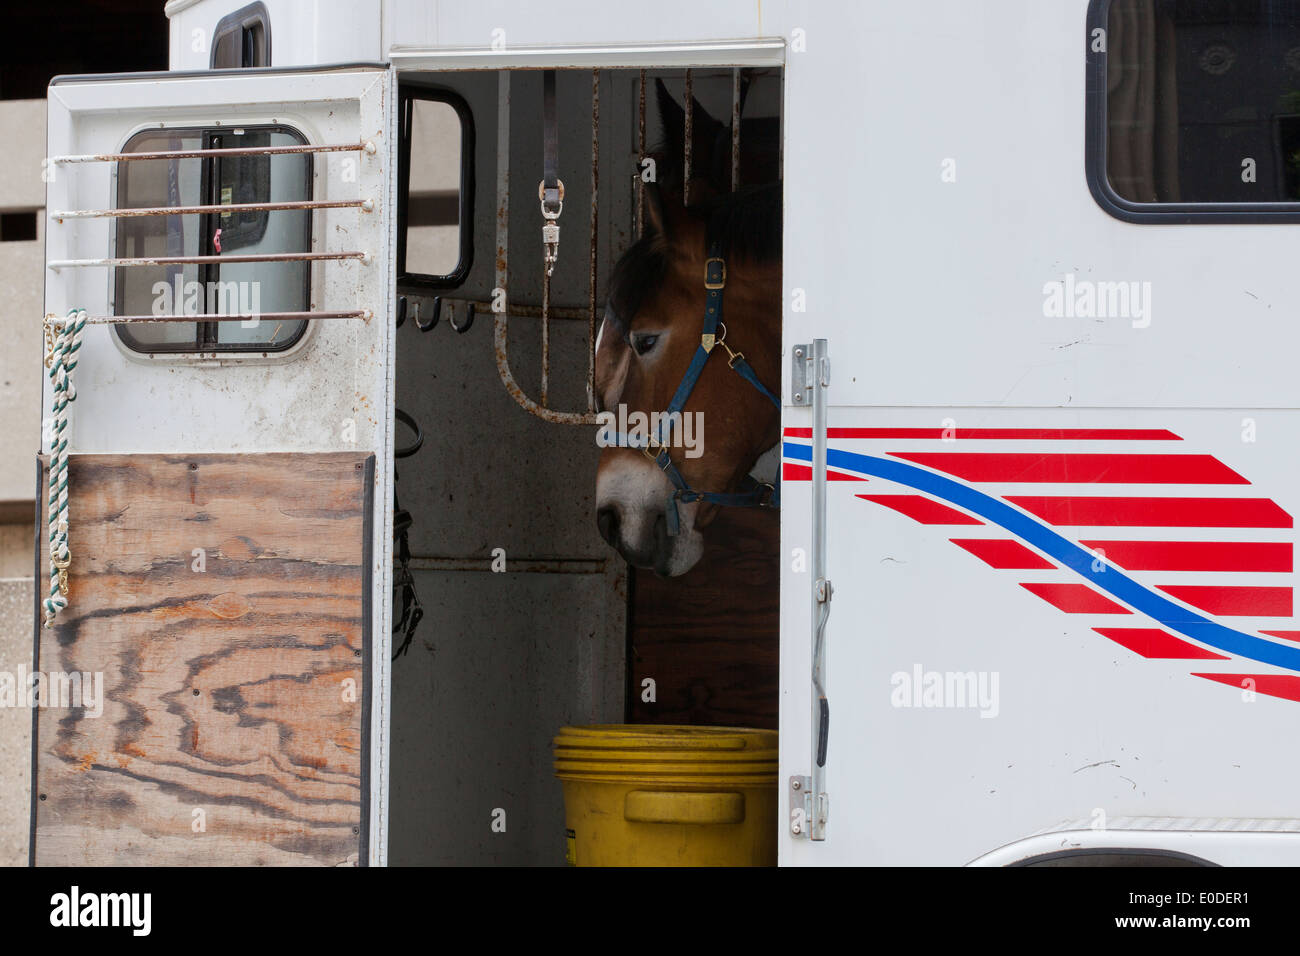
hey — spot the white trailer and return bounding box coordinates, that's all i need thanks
[29,0,1300,866]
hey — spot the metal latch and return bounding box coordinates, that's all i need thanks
[791,343,829,406]
[795,338,832,841]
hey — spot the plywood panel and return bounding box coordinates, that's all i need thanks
[32,453,372,866]
[627,507,779,728]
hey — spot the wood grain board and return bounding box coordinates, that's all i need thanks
[627,506,780,729]
[32,452,372,866]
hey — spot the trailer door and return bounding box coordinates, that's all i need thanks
[33,67,394,866]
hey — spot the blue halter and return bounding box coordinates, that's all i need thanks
[643,240,781,535]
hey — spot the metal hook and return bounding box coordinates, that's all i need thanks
[415,296,440,332]
[395,295,407,329]
[450,301,475,334]
[394,407,424,459]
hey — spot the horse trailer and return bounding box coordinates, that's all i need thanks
[27,0,1300,867]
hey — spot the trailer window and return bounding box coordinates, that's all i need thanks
[1088,0,1300,221]
[113,125,311,353]
[211,2,270,68]
[397,87,473,288]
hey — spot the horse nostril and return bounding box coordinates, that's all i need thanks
[596,507,619,545]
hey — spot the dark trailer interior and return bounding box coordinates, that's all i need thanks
[388,66,783,865]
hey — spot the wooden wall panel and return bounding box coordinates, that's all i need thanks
[32,452,372,867]
[627,507,780,729]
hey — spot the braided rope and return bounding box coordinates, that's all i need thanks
[43,308,87,628]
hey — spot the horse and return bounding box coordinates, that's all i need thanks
[594,81,783,576]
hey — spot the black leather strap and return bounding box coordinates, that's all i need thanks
[542,69,560,210]
[391,479,424,661]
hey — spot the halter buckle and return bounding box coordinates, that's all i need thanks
[704,257,726,290]
[641,439,670,467]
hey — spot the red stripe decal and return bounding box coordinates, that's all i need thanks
[1260,631,1300,642]
[1157,585,1292,617]
[890,453,1246,484]
[857,494,982,525]
[1006,496,1293,528]
[782,462,867,482]
[1193,673,1300,703]
[1093,627,1228,660]
[783,428,1181,440]
[1078,540,1292,573]
[1019,582,1132,614]
[949,539,1055,569]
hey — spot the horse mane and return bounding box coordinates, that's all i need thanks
[700,182,782,264]
[606,182,781,342]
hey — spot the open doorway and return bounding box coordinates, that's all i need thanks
[388,66,783,865]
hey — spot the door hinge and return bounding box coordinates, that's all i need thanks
[789,775,810,835]
[789,774,828,838]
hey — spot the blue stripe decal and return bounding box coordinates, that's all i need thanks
[784,441,1300,673]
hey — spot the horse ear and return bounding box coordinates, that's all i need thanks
[655,78,686,164]
[642,180,673,243]
[654,78,724,203]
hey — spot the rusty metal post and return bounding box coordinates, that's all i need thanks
[683,69,693,206]
[732,68,742,192]
[637,69,646,238]
[588,69,600,413]
[541,277,550,407]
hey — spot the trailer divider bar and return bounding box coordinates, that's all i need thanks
[54,310,371,325]
[51,198,374,220]
[48,251,368,270]
[46,141,376,164]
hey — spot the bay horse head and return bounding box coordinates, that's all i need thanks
[594,81,782,576]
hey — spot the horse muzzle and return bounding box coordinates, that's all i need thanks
[595,457,705,576]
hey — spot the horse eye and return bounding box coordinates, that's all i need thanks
[633,333,659,356]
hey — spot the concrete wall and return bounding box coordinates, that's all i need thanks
[0,98,45,867]
[0,580,32,866]
[0,99,45,514]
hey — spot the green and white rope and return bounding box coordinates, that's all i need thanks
[43,308,87,628]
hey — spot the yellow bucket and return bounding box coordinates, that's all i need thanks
[553,724,778,867]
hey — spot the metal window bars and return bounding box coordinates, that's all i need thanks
[494,67,751,427]
[43,139,378,324]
